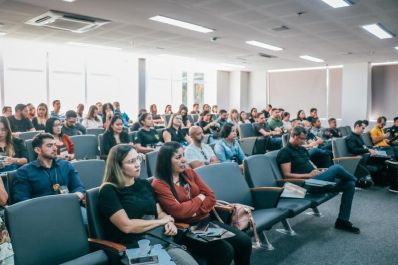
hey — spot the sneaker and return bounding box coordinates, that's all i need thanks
[388,183,398,193]
[385,160,398,166]
[335,219,360,234]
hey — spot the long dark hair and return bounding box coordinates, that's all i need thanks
[0,116,15,157]
[155,141,184,200]
[220,122,234,139]
[106,114,123,134]
[45,117,63,137]
[87,105,100,122]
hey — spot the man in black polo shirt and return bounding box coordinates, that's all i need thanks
[253,112,282,152]
[386,117,398,146]
[8,104,35,133]
[276,126,359,234]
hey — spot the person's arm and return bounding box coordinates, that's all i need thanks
[370,129,389,144]
[152,180,204,220]
[66,163,85,199]
[209,156,219,164]
[12,167,32,203]
[163,130,172,143]
[236,141,246,163]
[63,135,75,160]
[258,128,272,137]
[189,170,216,214]
[214,143,227,162]
[184,134,192,144]
[12,138,28,165]
[0,177,8,206]
[189,160,205,169]
[346,137,369,155]
[279,162,319,179]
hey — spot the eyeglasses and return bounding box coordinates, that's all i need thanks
[124,154,144,165]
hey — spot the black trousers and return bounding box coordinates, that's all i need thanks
[180,221,252,265]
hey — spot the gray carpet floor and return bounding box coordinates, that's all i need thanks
[251,186,398,265]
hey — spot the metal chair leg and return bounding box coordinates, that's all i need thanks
[276,219,297,236]
[306,206,324,217]
[261,231,275,251]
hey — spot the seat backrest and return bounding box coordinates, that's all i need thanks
[138,159,149,179]
[86,187,106,240]
[164,115,171,126]
[18,131,42,141]
[339,126,350,137]
[282,133,289,147]
[98,134,105,156]
[5,194,90,265]
[243,155,277,188]
[146,150,159,177]
[71,159,105,189]
[86,128,105,137]
[264,150,284,180]
[361,132,373,147]
[194,162,253,206]
[6,170,17,205]
[25,139,37,162]
[129,131,137,143]
[70,135,99,160]
[332,137,351,158]
[239,123,256,138]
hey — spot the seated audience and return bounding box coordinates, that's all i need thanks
[370,116,398,159]
[310,117,325,138]
[202,104,211,113]
[82,105,103,129]
[0,116,28,173]
[306,108,318,123]
[386,117,398,146]
[45,118,75,161]
[13,133,85,203]
[249,108,257,123]
[26,103,36,121]
[228,109,239,128]
[150,104,164,126]
[113,101,131,128]
[277,126,359,234]
[253,112,282,151]
[62,110,86,136]
[211,105,218,114]
[297,109,306,121]
[239,111,250,124]
[152,142,252,265]
[267,108,283,131]
[96,102,103,118]
[216,109,228,128]
[190,103,200,114]
[1,106,12,118]
[134,113,162,154]
[98,144,198,264]
[76,103,84,124]
[262,104,272,119]
[50,99,65,120]
[179,105,191,129]
[32,103,48,131]
[103,115,131,156]
[198,111,220,135]
[102,103,115,129]
[281,111,292,132]
[130,109,147,132]
[7,104,35,133]
[214,123,246,165]
[0,175,7,206]
[163,114,191,146]
[322,118,342,140]
[184,126,219,169]
[164,104,173,115]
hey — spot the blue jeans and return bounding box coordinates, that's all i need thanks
[0,164,18,173]
[313,165,357,221]
[308,148,333,168]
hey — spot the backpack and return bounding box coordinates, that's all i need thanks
[212,200,261,248]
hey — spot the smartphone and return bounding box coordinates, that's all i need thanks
[129,255,158,265]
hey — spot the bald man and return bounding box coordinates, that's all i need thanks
[184,126,219,169]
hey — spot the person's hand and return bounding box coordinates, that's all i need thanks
[275,127,282,134]
[75,192,85,201]
[309,169,321,177]
[160,215,174,224]
[197,194,206,201]
[384,132,391,139]
[164,222,177,236]
[369,149,377,155]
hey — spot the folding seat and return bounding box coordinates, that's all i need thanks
[281,133,289,147]
[86,128,105,137]
[146,150,159,178]
[129,131,137,143]
[17,131,42,141]
[361,132,373,147]
[97,134,107,160]
[70,135,99,160]
[244,155,313,225]
[6,170,17,205]
[331,138,362,175]
[195,162,290,250]
[264,150,338,215]
[238,123,266,156]
[6,194,113,265]
[72,159,105,189]
[24,139,37,162]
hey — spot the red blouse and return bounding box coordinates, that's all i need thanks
[152,168,216,224]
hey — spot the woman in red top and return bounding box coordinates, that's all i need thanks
[45,117,75,161]
[152,141,252,265]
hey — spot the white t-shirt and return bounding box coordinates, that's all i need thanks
[184,143,215,165]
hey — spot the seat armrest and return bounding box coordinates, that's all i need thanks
[276,179,305,187]
[333,156,361,161]
[175,223,190,230]
[88,238,126,255]
[250,187,283,209]
[214,204,234,213]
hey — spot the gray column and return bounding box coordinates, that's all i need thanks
[138,58,146,110]
[0,50,4,108]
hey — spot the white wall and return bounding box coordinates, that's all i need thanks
[216,71,230,110]
[229,71,241,110]
[341,63,371,126]
[248,71,267,111]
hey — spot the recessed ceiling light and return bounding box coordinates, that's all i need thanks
[299,55,325,63]
[0,32,7,36]
[67,42,121,50]
[219,63,246,69]
[63,0,76,2]
[321,0,353,8]
[395,47,398,51]
[246,40,283,51]
[362,23,395,39]
[149,15,213,33]
[159,54,195,61]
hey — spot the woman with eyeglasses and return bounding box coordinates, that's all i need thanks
[32,103,49,131]
[152,142,252,265]
[45,117,75,161]
[102,115,130,156]
[163,114,191,146]
[98,144,198,265]
[0,116,28,174]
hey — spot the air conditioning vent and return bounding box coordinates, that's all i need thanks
[25,10,110,33]
[258,53,277,58]
[272,25,290,31]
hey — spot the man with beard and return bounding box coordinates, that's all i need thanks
[13,133,85,203]
[184,126,219,169]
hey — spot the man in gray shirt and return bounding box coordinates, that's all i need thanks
[184,126,219,169]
